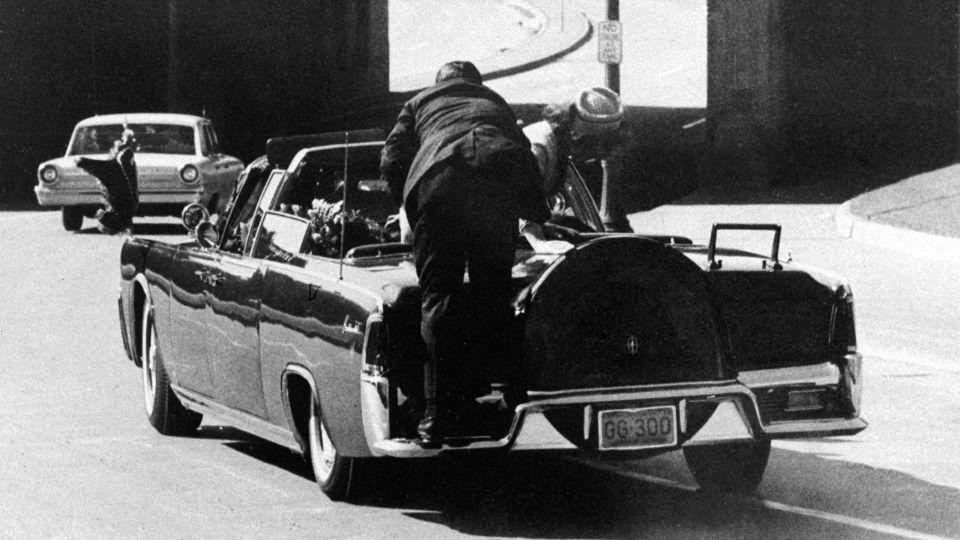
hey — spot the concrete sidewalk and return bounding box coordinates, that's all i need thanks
[839,165,960,260]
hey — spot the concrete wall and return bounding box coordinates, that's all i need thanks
[0,0,388,206]
[708,0,960,186]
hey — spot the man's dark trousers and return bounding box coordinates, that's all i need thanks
[406,157,518,417]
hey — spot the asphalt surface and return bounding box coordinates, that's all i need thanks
[1,205,958,539]
[5,0,960,537]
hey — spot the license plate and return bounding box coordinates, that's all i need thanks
[598,406,677,450]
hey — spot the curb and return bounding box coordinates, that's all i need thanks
[836,201,960,262]
[480,1,593,82]
[391,0,592,93]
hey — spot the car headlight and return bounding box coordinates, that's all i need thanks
[40,165,59,184]
[180,165,200,184]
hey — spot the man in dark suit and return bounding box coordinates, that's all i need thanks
[381,61,559,447]
[76,129,138,234]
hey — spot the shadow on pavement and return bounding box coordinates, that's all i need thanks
[222,440,313,480]
[69,221,185,236]
[130,222,186,236]
[215,440,960,538]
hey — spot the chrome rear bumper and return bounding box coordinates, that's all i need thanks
[368,380,867,458]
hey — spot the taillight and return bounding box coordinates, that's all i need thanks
[362,314,387,375]
[180,165,199,184]
[40,165,59,184]
[830,285,857,353]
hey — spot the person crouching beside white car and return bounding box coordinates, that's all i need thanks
[75,129,139,234]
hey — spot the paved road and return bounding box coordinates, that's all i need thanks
[390,0,707,107]
[0,210,957,539]
[485,0,706,107]
[389,0,542,91]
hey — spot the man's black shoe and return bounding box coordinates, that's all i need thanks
[417,415,442,449]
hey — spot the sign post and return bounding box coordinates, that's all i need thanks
[598,0,629,231]
[598,2,621,94]
[597,21,623,65]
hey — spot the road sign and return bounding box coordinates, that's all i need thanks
[597,20,622,64]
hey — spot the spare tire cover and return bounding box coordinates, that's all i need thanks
[522,237,727,391]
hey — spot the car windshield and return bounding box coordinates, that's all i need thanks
[70,123,196,155]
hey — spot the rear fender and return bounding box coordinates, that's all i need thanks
[280,365,317,455]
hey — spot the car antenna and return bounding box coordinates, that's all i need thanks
[338,131,350,281]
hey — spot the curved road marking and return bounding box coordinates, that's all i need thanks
[570,458,951,540]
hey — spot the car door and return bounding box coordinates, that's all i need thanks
[203,252,266,417]
[168,245,219,398]
[247,210,322,425]
[168,245,266,416]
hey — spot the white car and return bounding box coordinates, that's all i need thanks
[35,113,243,231]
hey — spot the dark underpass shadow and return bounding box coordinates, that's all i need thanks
[668,161,952,207]
[214,435,960,539]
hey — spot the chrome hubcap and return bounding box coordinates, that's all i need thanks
[142,312,157,415]
[309,400,336,483]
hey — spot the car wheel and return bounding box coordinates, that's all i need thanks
[683,440,771,493]
[307,397,364,501]
[140,301,202,435]
[62,207,83,231]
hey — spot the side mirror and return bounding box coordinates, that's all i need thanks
[181,202,210,232]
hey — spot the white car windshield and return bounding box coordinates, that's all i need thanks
[70,124,196,155]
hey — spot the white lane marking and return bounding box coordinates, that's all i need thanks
[570,458,952,540]
[759,499,952,540]
[569,457,696,492]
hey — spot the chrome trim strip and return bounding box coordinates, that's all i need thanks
[737,362,841,387]
[583,405,593,441]
[527,379,743,399]
[762,418,868,438]
[523,382,751,408]
[172,384,301,452]
[678,399,687,434]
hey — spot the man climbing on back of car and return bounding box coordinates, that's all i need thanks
[380,60,571,447]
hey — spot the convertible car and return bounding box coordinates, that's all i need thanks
[117,129,865,501]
